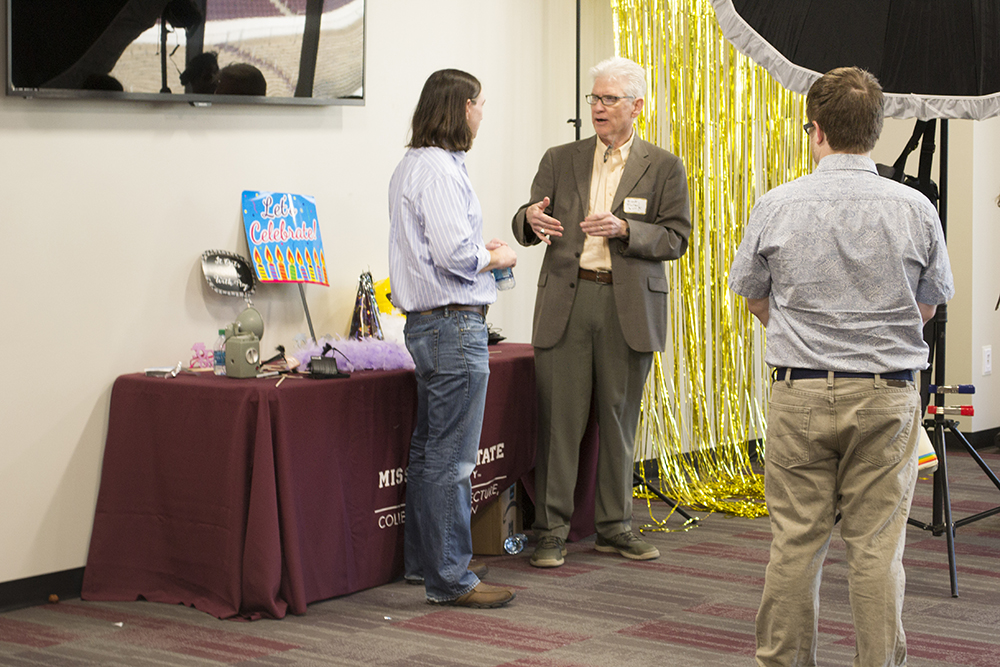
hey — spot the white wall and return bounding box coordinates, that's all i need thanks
[0,0,580,584]
[968,118,1000,431]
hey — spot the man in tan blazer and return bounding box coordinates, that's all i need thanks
[512,56,691,568]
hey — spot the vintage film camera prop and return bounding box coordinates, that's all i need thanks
[225,307,264,378]
[201,250,263,378]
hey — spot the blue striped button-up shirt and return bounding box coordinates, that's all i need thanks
[388,147,495,313]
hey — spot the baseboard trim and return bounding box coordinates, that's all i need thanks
[0,567,84,614]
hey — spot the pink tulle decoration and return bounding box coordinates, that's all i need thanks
[292,334,414,372]
[190,342,214,369]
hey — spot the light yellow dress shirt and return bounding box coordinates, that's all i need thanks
[579,129,635,271]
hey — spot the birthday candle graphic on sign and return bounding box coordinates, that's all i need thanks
[315,249,327,284]
[265,246,277,279]
[276,248,287,280]
[286,248,298,280]
[296,249,306,279]
[253,247,267,280]
[306,250,316,281]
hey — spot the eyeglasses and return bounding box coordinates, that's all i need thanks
[585,94,635,106]
[803,121,815,135]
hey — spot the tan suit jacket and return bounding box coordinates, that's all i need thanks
[512,135,691,352]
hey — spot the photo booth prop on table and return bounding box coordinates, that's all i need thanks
[223,306,265,378]
[349,271,383,340]
[201,249,257,299]
[200,250,264,378]
[242,191,328,342]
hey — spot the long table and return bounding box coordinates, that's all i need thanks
[82,343,594,620]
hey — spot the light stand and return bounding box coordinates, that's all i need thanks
[567,0,582,140]
[159,16,171,93]
[908,354,1000,598]
[904,120,1000,597]
[632,472,698,525]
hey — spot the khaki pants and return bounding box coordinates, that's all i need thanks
[756,373,920,667]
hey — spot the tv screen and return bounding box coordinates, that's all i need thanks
[6,0,365,106]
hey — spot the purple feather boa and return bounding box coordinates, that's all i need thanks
[292,334,414,372]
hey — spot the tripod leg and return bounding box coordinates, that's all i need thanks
[932,422,959,597]
[948,423,1000,528]
[930,427,943,532]
[632,472,697,523]
[951,424,1000,492]
[907,422,939,532]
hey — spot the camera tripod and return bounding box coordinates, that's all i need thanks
[906,303,1000,598]
[893,119,1000,597]
[632,471,698,526]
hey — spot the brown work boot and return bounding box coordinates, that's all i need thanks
[405,560,489,585]
[432,582,515,608]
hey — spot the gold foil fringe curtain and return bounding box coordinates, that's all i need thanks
[611,0,812,522]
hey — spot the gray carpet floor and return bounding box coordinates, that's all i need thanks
[2,446,998,666]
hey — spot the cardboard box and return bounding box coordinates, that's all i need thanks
[471,483,522,555]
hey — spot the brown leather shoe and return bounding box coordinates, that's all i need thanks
[436,582,515,609]
[405,560,489,585]
[468,560,489,579]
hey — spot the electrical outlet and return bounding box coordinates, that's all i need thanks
[984,345,993,376]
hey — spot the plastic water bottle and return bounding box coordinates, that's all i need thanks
[492,267,515,291]
[503,532,527,555]
[213,329,227,376]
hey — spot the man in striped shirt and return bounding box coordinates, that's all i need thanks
[389,69,517,609]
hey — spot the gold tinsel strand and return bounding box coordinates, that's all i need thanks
[611,0,813,526]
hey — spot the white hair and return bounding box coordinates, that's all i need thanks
[589,57,646,100]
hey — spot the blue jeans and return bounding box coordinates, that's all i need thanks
[403,308,489,602]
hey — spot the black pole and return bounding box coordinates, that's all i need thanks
[940,120,948,237]
[160,18,171,93]
[567,0,582,138]
[295,0,325,97]
[184,0,208,93]
[936,119,948,407]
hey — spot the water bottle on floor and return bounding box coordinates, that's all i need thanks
[503,532,527,554]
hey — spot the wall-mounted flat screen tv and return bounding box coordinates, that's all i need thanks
[6,0,365,106]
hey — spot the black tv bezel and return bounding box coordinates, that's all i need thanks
[4,0,366,108]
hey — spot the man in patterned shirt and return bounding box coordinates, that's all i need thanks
[729,67,954,667]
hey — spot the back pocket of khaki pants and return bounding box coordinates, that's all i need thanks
[765,404,812,466]
[855,407,917,467]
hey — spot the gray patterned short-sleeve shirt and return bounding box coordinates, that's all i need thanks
[729,154,954,373]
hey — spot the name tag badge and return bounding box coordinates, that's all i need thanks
[623,197,647,215]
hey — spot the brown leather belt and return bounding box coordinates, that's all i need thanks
[578,268,613,284]
[415,304,486,316]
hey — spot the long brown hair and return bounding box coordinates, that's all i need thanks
[408,69,481,153]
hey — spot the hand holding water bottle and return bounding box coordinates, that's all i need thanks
[485,238,517,291]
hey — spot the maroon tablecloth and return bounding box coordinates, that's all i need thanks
[83,343,569,618]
